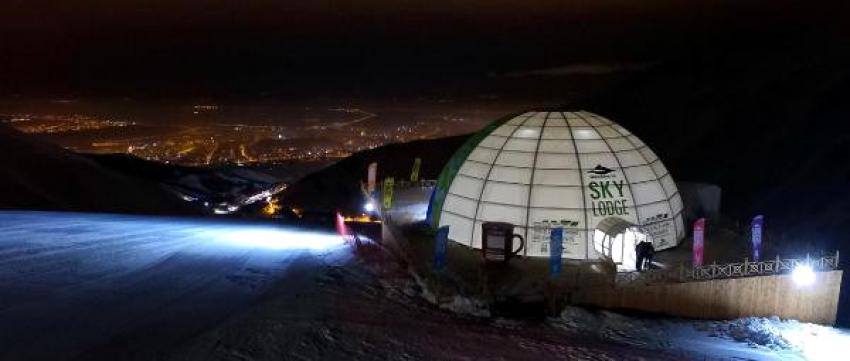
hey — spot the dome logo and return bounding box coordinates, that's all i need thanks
[587,164,616,175]
[586,164,629,217]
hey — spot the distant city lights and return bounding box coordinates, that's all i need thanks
[1,104,490,167]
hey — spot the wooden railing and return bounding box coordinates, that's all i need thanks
[616,251,840,286]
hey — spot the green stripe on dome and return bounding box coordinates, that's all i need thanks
[429,111,525,229]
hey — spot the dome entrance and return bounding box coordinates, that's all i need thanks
[593,217,649,271]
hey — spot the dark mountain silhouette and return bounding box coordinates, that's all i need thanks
[279,136,467,214]
[0,124,195,215]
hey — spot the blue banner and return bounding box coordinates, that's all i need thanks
[425,189,437,227]
[433,226,449,271]
[549,227,564,277]
[751,215,764,261]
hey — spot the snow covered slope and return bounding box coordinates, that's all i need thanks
[553,306,850,361]
[2,210,846,360]
[0,211,346,360]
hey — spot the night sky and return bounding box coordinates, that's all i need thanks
[2,1,843,97]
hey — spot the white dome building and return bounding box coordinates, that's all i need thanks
[428,110,684,270]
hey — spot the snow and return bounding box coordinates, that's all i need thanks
[704,317,795,350]
[553,306,850,360]
[701,317,850,360]
[167,240,677,361]
[0,210,347,360]
[408,269,491,318]
[2,210,847,360]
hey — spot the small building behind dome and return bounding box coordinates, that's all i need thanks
[428,110,685,270]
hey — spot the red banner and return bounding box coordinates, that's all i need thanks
[367,162,377,194]
[693,218,706,266]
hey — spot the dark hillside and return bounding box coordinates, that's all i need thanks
[0,124,195,215]
[279,136,467,213]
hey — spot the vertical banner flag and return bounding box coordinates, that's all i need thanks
[367,162,378,194]
[382,177,395,209]
[549,227,564,277]
[693,218,706,266]
[433,226,449,271]
[751,215,764,262]
[410,157,422,183]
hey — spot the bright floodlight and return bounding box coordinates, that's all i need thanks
[364,201,376,212]
[216,227,344,251]
[792,264,816,286]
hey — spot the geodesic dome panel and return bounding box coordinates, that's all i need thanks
[429,110,684,260]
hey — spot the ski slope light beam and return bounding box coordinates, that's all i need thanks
[216,227,344,251]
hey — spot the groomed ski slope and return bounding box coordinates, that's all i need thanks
[1,210,847,361]
[0,211,346,360]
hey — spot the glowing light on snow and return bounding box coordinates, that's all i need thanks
[218,227,343,251]
[777,321,850,361]
[335,212,349,238]
[792,264,815,286]
[389,202,428,221]
[410,203,429,221]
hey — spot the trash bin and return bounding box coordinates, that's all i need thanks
[481,222,525,263]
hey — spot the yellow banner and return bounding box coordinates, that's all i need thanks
[382,177,395,209]
[410,158,421,182]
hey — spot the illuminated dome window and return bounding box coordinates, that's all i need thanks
[429,110,685,262]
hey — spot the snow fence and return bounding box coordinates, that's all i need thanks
[572,270,843,325]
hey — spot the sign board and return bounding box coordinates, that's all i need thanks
[530,220,579,258]
[642,213,675,250]
[410,158,421,183]
[433,226,449,271]
[382,177,395,209]
[367,162,378,194]
[693,218,706,266]
[751,215,764,261]
[549,227,564,277]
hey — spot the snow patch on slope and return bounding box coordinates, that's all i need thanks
[552,306,850,360]
[408,270,491,318]
[700,317,850,360]
[701,317,792,350]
